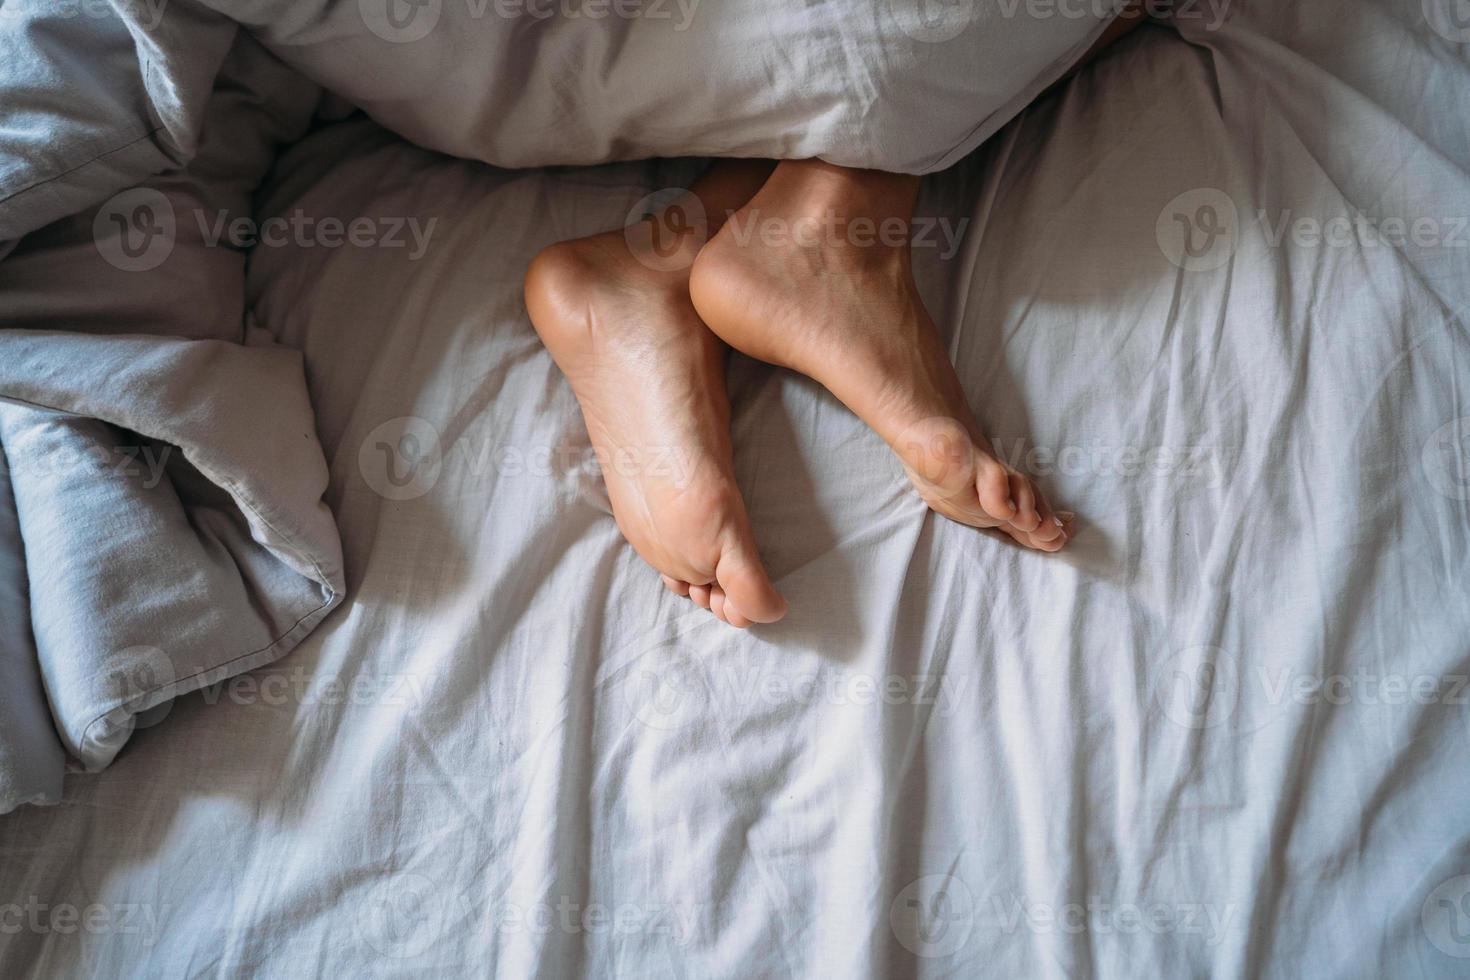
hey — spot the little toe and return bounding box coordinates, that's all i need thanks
[661,574,691,596]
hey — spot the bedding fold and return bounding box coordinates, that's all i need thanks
[0,0,238,241]
[0,451,65,811]
[0,330,344,808]
[0,4,333,811]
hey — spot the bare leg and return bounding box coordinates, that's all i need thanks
[689,160,1072,550]
[525,160,787,628]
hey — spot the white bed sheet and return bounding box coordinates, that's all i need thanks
[3,3,1469,977]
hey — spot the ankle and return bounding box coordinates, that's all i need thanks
[767,160,920,224]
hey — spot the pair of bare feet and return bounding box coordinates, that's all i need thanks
[525,159,1072,629]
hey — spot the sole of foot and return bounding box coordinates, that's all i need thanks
[688,183,1071,552]
[525,230,788,627]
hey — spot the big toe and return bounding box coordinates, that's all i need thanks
[715,537,787,624]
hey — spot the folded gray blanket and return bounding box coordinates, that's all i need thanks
[0,332,345,810]
[0,2,340,812]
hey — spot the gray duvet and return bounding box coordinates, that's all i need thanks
[0,12,341,812]
[3,0,1470,978]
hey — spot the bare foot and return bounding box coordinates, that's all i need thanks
[688,162,1071,551]
[525,223,787,627]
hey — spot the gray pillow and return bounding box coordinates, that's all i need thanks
[192,0,1119,174]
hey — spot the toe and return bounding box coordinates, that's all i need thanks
[709,586,729,623]
[1004,523,1065,552]
[661,574,691,597]
[1028,491,1065,544]
[715,537,787,624]
[974,454,1017,523]
[688,583,712,609]
[1007,472,1042,532]
[722,599,754,629]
